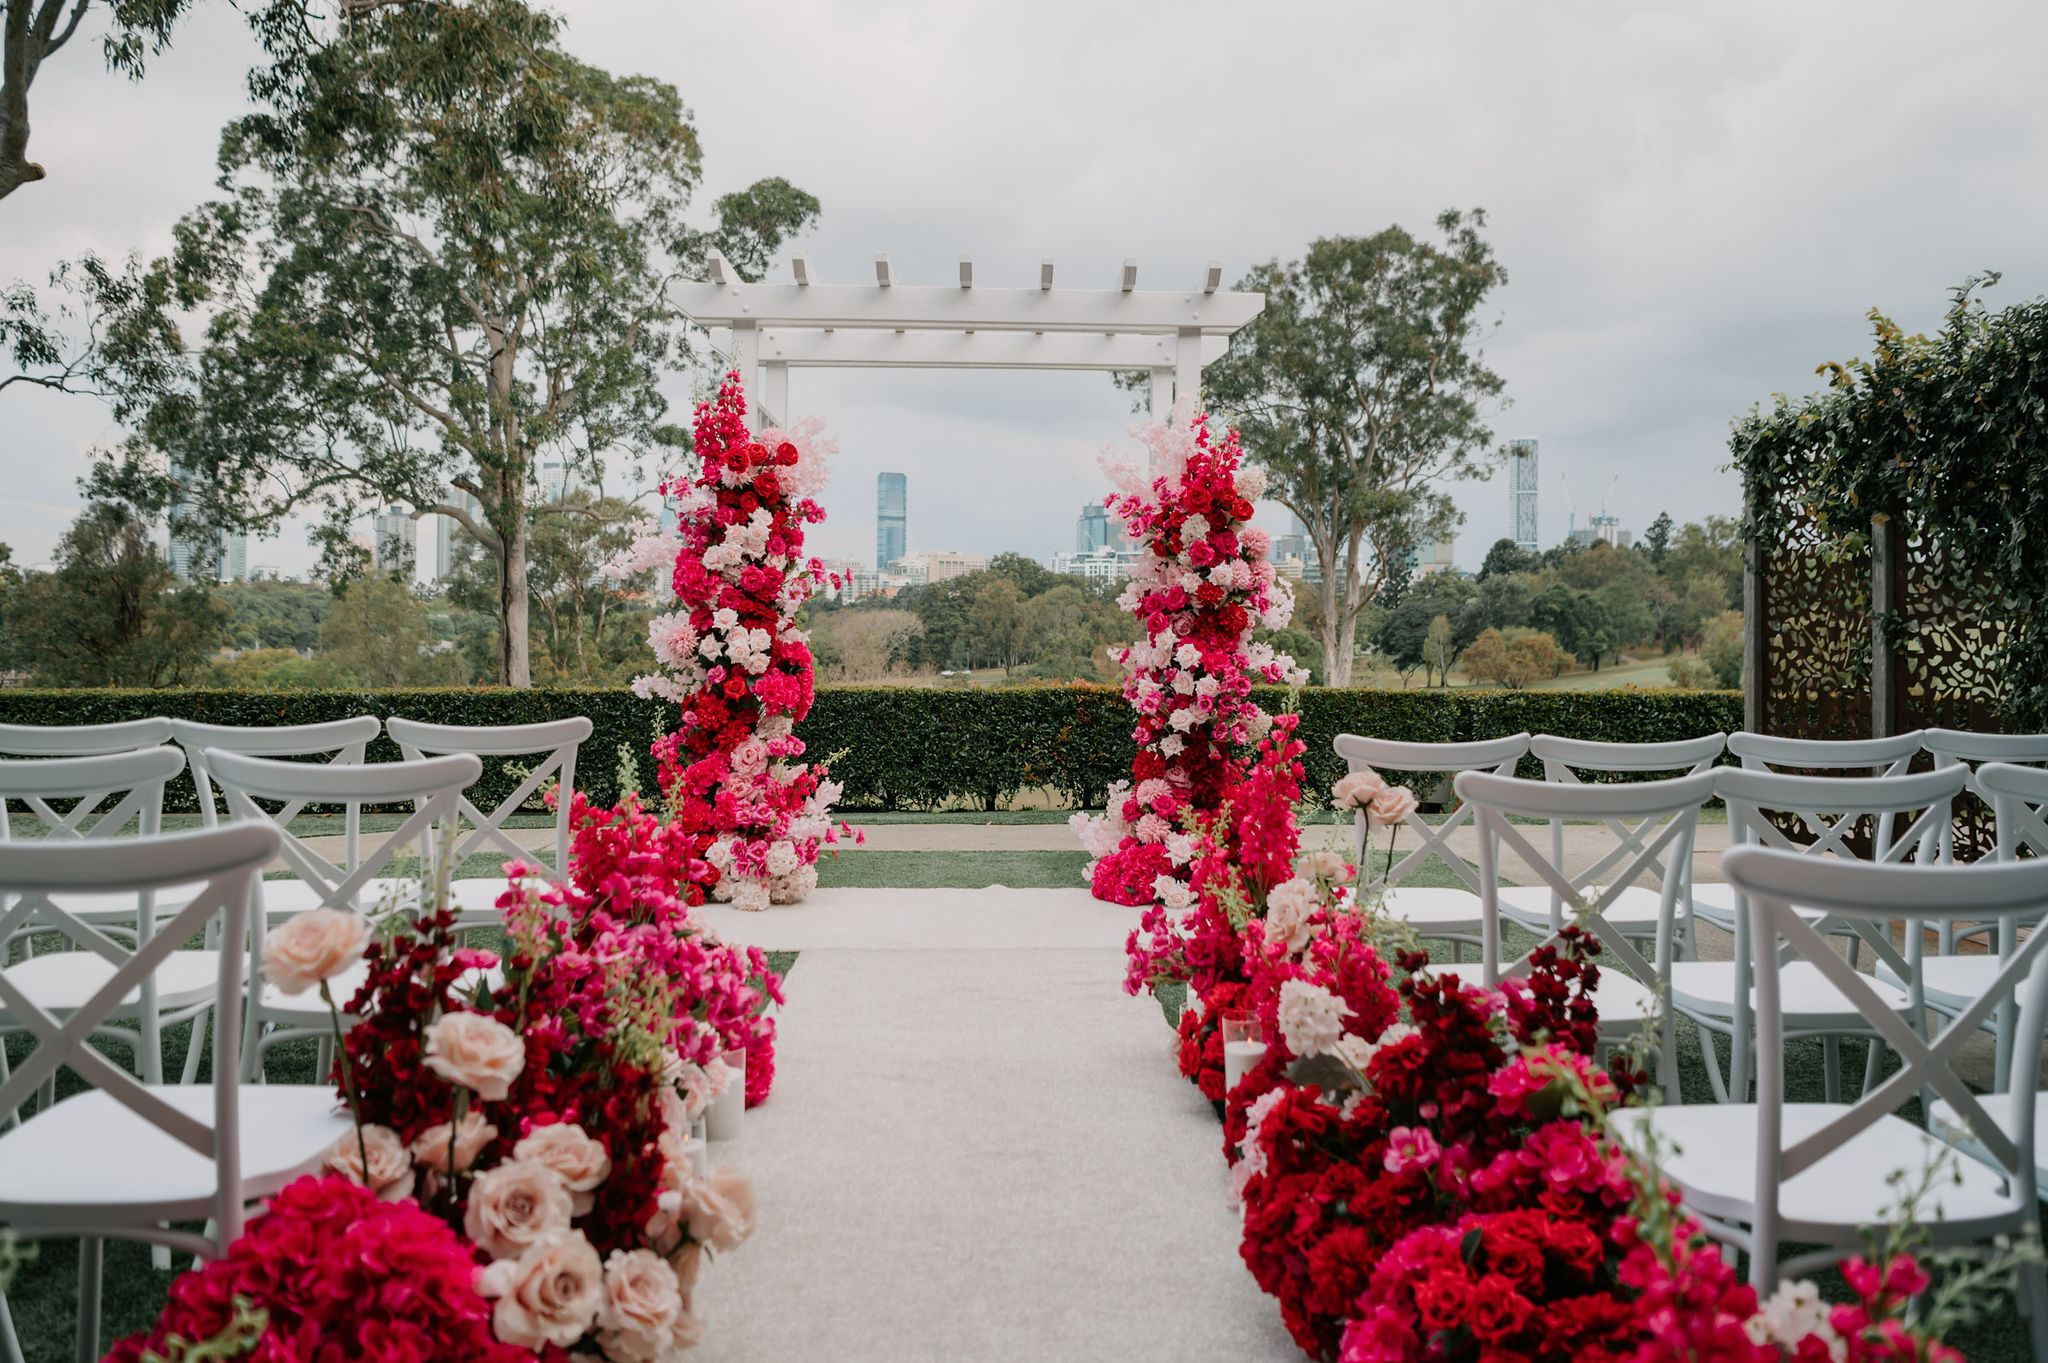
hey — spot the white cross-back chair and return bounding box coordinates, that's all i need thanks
[1899,761,2048,1093]
[1614,845,2048,1350]
[0,824,352,1363]
[385,716,592,922]
[1501,733,1726,950]
[1452,767,1715,1094]
[0,718,173,757]
[1726,729,1925,777]
[0,749,219,1095]
[1692,765,1961,1106]
[205,748,478,1079]
[1335,732,1529,958]
[1923,729,2048,954]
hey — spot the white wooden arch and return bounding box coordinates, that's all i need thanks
[677,251,1264,431]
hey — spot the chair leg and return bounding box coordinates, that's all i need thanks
[1698,1025,1733,1104]
[1860,1034,1884,1098]
[75,1236,101,1363]
[0,1287,23,1363]
[2022,1259,2048,1363]
[181,1009,211,1085]
[1822,1038,1843,1102]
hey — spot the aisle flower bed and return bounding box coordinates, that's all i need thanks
[1146,730,1970,1362]
[111,794,780,1360]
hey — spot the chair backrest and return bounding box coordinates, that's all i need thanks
[1726,730,1923,777]
[385,716,593,878]
[1722,845,2048,1285]
[1452,767,1714,990]
[0,747,184,847]
[1335,732,1529,889]
[1713,764,1964,867]
[0,717,173,757]
[0,822,280,1243]
[1922,730,2048,864]
[171,716,382,834]
[1524,733,1727,917]
[1980,762,2048,863]
[204,748,480,915]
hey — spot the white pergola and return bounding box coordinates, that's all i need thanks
[677,251,1264,431]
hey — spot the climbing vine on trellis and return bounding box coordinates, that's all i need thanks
[1731,274,2048,730]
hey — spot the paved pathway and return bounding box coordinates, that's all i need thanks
[692,888,1300,1362]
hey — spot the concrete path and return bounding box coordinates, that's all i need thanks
[692,888,1299,1362]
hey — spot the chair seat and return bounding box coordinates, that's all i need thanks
[1690,883,1830,932]
[258,960,372,1019]
[1876,955,2005,1018]
[256,877,421,920]
[1423,959,1661,1030]
[0,1085,351,1227]
[1374,886,1484,932]
[41,886,202,926]
[1928,1090,2048,1185]
[1497,884,1670,931]
[1670,960,1910,1030]
[1610,1103,2019,1239]
[0,949,221,1017]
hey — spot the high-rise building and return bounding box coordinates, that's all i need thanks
[436,492,481,580]
[1413,534,1456,576]
[1076,503,1111,553]
[876,472,907,571]
[536,459,576,503]
[1509,438,1540,551]
[372,504,416,572]
[221,532,248,582]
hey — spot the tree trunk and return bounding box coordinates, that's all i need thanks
[1317,551,1348,688]
[500,515,531,686]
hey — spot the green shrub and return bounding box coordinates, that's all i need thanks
[0,683,1742,813]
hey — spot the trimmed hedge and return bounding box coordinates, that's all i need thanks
[0,684,1743,814]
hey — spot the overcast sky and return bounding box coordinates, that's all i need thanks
[7,0,2047,576]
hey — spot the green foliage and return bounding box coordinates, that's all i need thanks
[1,502,227,686]
[1701,609,1745,689]
[1731,274,2048,724]
[1202,211,1510,685]
[317,575,469,687]
[1643,512,1674,567]
[215,580,331,652]
[90,0,819,686]
[0,684,1741,815]
[1477,537,1542,581]
[887,565,1125,678]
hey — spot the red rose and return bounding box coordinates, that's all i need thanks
[740,493,759,513]
[723,677,747,699]
[777,442,799,465]
[1467,1273,1533,1342]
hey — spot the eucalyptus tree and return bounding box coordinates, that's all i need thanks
[1203,211,1509,686]
[99,0,818,684]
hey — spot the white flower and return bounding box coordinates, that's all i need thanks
[712,607,739,630]
[1745,1279,1843,1360]
[1160,735,1186,756]
[1275,979,1353,1059]
[1264,877,1319,952]
[1165,833,1197,866]
[1168,707,1198,732]
[1332,1033,1380,1075]
[1154,875,1196,911]
[1235,466,1268,500]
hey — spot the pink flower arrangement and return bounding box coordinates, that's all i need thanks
[1071,407,1305,908]
[105,1175,528,1363]
[610,371,853,911]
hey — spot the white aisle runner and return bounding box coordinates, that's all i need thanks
[696,889,1300,1362]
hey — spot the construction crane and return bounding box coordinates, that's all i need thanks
[1597,475,1620,520]
[1559,470,1577,540]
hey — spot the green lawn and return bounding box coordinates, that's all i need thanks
[815,849,1091,889]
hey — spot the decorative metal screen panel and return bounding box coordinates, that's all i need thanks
[1757,504,1872,743]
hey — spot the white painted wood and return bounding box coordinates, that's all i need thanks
[1149,366,1173,422]
[957,256,972,288]
[1039,259,1054,291]
[1120,258,1137,292]
[711,327,1230,371]
[707,251,729,286]
[762,362,789,429]
[0,719,171,757]
[1174,327,1202,408]
[874,253,894,287]
[678,280,1261,334]
[790,254,811,286]
[1203,260,1223,294]
[732,320,759,432]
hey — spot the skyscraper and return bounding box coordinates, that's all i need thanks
[876,472,907,571]
[372,504,416,572]
[221,532,248,582]
[1509,438,1540,551]
[1076,503,1111,553]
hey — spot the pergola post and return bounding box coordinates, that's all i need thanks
[732,321,760,433]
[762,361,790,430]
[1174,327,1202,413]
[1149,366,1173,422]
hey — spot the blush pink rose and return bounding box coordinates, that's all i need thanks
[1367,784,1420,828]
[595,1249,683,1363]
[423,1010,525,1100]
[673,1165,757,1252]
[514,1122,613,1216]
[477,1232,604,1350]
[410,1109,498,1175]
[323,1123,414,1202]
[1331,768,1388,810]
[464,1158,574,1262]
[260,908,372,996]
